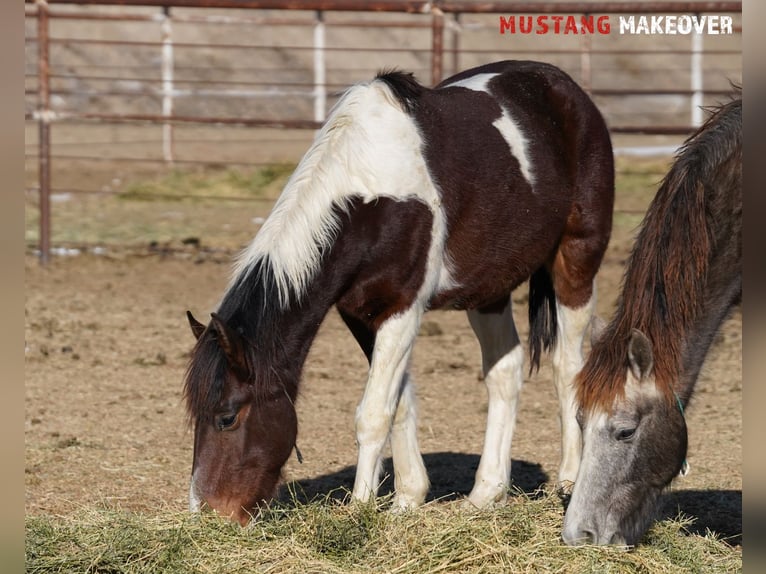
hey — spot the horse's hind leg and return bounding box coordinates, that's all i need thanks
[465,298,524,508]
[550,286,595,496]
[551,204,605,495]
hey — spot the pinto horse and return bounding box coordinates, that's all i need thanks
[562,96,742,546]
[184,60,614,525]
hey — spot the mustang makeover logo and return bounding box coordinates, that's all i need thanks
[499,14,734,35]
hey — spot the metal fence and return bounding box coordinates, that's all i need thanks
[25,0,742,263]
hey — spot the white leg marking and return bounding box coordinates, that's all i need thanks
[389,373,429,510]
[465,303,525,508]
[552,286,596,492]
[352,307,422,503]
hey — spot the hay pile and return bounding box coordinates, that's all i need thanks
[25,489,740,573]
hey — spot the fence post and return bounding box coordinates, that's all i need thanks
[37,0,51,265]
[313,10,326,123]
[451,13,460,77]
[691,22,703,127]
[431,7,444,86]
[161,6,174,163]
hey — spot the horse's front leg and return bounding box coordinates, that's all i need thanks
[352,307,424,503]
[389,371,429,510]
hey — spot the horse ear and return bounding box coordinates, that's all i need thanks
[187,310,206,340]
[209,312,249,377]
[627,329,654,381]
[591,315,607,345]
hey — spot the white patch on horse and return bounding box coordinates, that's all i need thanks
[492,110,535,186]
[230,79,444,307]
[436,252,459,293]
[442,72,499,92]
[442,71,534,187]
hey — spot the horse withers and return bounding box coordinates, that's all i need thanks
[562,96,742,546]
[184,60,614,525]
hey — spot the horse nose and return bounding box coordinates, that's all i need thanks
[562,525,596,546]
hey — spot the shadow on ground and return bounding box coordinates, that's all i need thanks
[660,489,742,546]
[280,452,548,505]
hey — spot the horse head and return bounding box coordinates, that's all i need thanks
[562,328,687,546]
[185,311,298,525]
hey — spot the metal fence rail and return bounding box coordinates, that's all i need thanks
[25,0,742,263]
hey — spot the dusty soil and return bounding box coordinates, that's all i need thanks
[24,227,742,544]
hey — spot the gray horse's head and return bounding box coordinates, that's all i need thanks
[562,328,687,546]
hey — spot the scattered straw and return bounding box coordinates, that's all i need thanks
[25,489,741,574]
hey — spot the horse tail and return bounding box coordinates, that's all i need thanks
[528,267,557,373]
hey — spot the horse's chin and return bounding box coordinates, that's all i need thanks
[613,486,663,546]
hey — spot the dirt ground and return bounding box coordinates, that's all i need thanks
[24,216,742,544]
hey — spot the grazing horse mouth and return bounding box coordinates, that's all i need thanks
[189,487,258,526]
[189,472,269,526]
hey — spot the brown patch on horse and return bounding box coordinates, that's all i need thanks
[576,97,742,414]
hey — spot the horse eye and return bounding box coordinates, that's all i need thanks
[616,428,636,441]
[217,413,238,431]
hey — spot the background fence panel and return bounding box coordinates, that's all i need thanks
[25,0,742,263]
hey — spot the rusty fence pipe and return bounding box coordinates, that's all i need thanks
[21,0,744,12]
[431,8,444,86]
[37,0,51,266]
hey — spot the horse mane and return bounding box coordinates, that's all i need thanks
[183,259,288,425]
[576,96,742,413]
[374,69,425,113]
[229,72,420,309]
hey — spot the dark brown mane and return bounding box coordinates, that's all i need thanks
[577,97,742,412]
[183,259,292,426]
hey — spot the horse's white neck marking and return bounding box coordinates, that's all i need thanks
[230,79,444,307]
[443,72,534,187]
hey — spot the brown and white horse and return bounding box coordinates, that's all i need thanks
[184,60,614,525]
[562,96,742,546]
